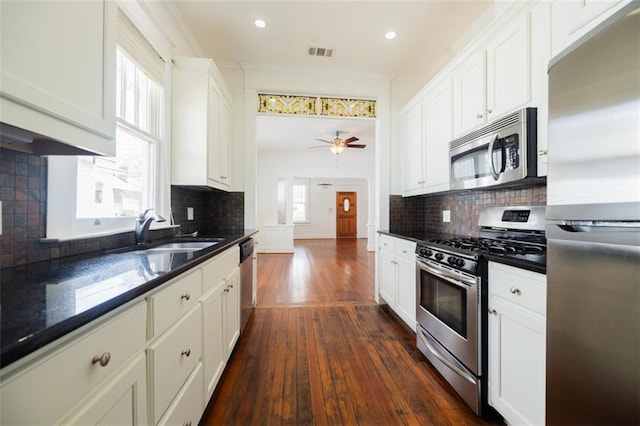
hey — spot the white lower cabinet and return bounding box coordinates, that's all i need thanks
[488,262,546,425]
[0,244,246,425]
[158,363,204,426]
[0,302,147,425]
[62,353,148,425]
[378,234,417,330]
[223,268,241,357]
[147,304,202,424]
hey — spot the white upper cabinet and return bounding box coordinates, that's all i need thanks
[486,14,531,122]
[422,78,453,194]
[0,0,116,155]
[551,0,634,57]
[172,57,233,191]
[400,77,452,196]
[453,15,531,137]
[401,101,425,195]
[452,51,487,135]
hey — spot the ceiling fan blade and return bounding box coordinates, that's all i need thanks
[315,138,333,144]
[343,136,359,144]
[346,144,366,148]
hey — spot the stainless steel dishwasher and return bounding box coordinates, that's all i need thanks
[239,238,254,335]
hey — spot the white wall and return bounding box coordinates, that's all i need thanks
[243,66,391,252]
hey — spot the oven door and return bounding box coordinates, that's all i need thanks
[416,257,480,374]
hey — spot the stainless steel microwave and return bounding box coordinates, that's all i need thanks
[449,107,537,190]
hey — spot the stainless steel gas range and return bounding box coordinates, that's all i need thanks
[415,206,546,415]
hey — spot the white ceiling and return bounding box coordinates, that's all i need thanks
[172,1,494,153]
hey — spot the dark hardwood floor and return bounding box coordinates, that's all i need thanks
[201,239,500,425]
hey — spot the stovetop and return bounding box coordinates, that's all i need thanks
[412,206,548,274]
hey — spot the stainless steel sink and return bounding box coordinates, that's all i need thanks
[109,238,225,255]
[142,241,219,253]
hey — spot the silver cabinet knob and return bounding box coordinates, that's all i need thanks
[181,349,191,357]
[489,309,497,316]
[486,109,493,114]
[538,149,548,156]
[91,352,111,367]
[509,287,521,295]
[224,288,230,293]
[476,113,484,119]
[180,293,191,301]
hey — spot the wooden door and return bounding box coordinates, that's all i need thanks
[336,192,357,238]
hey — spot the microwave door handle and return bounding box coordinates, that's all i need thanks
[488,134,502,180]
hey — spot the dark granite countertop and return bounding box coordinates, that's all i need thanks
[0,230,258,368]
[378,230,546,275]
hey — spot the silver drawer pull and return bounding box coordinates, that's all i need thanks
[510,287,521,295]
[180,293,191,301]
[91,352,111,367]
[181,349,191,357]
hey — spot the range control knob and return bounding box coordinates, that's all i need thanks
[455,258,465,268]
[435,253,444,261]
[447,256,456,265]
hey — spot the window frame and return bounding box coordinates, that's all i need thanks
[291,180,310,224]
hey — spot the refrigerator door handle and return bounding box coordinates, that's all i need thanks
[547,221,640,246]
[558,222,640,233]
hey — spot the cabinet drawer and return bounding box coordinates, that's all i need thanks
[396,238,417,261]
[489,262,546,315]
[202,246,239,293]
[148,305,202,424]
[149,268,202,337]
[379,234,395,250]
[158,362,204,426]
[1,302,146,425]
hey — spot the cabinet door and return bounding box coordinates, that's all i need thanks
[219,99,232,187]
[202,283,226,400]
[395,254,416,331]
[223,269,241,358]
[489,295,546,425]
[207,79,222,185]
[0,0,116,155]
[423,79,453,193]
[486,15,531,121]
[62,354,147,425]
[378,248,397,306]
[401,102,425,195]
[453,51,486,135]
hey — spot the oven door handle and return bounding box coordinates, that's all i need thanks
[417,328,477,385]
[417,259,476,288]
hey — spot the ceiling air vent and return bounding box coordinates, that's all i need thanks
[308,46,334,58]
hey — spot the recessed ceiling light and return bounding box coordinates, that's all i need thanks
[254,19,267,29]
[385,31,397,40]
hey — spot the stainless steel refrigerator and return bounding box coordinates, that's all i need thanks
[546,4,640,425]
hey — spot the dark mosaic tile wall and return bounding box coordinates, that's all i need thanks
[171,186,245,234]
[0,148,244,268]
[390,181,547,238]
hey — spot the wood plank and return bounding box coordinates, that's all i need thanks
[201,239,501,426]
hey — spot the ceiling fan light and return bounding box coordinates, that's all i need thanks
[330,144,345,155]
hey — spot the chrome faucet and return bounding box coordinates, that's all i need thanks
[135,209,166,244]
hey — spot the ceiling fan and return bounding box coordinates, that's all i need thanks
[310,130,366,155]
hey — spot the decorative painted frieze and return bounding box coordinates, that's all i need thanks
[257,93,376,118]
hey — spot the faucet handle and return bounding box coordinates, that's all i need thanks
[139,208,154,219]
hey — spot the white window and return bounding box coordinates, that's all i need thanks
[76,49,162,219]
[46,9,170,240]
[292,181,309,223]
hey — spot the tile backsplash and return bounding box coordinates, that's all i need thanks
[390,181,547,238]
[1,148,244,268]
